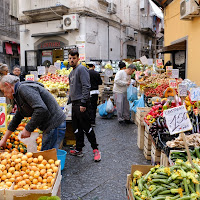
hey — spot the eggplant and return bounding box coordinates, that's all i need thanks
[157,118,162,128]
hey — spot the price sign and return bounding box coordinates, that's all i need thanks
[169,79,177,88]
[0,97,6,103]
[178,84,187,97]
[25,74,34,81]
[156,59,163,67]
[0,103,7,131]
[166,69,172,78]
[190,88,200,101]
[140,56,148,65]
[37,66,46,75]
[151,71,157,77]
[171,69,179,78]
[135,71,141,80]
[54,62,61,69]
[166,66,173,70]
[163,105,193,135]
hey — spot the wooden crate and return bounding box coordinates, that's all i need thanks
[151,143,161,165]
[137,125,145,150]
[160,151,170,167]
[136,107,151,125]
[65,121,76,146]
[131,111,137,123]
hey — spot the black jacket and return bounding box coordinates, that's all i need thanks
[8,81,66,134]
[89,69,102,91]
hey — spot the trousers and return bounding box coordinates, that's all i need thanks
[114,92,130,122]
[72,101,98,151]
[89,94,98,123]
[41,121,66,151]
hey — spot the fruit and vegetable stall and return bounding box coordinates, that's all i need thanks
[127,65,200,199]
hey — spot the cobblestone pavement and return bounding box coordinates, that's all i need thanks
[61,115,150,200]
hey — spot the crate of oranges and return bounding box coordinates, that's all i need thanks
[1,117,43,153]
[4,149,61,200]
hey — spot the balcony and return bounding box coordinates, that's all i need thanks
[21,0,69,22]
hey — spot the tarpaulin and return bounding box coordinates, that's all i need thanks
[5,43,13,55]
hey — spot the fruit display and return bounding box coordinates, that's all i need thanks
[56,67,72,76]
[0,151,60,190]
[38,73,69,106]
[130,159,200,200]
[145,84,169,97]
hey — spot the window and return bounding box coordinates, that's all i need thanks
[127,45,136,59]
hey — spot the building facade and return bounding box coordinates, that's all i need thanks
[18,0,163,71]
[0,0,20,70]
[152,0,200,83]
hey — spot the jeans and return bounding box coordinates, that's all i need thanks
[41,121,66,151]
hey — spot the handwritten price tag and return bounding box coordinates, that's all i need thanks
[171,69,179,78]
[178,84,187,97]
[164,105,193,135]
[0,103,7,131]
[169,79,177,88]
[25,74,34,81]
[190,88,200,101]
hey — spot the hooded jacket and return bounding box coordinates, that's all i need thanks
[8,81,65,134]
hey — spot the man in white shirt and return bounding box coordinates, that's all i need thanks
[113,64,136,124]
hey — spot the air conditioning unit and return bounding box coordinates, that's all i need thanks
[63,14,79,30]
[180,0,199,20]
[107,3,117,14]
[126,27,135,38]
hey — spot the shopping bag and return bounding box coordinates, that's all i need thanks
[106,98,114,113]
[132,94,145,113]
[18,132,39,152]
[98,101,108,117]
[127,85,138,101]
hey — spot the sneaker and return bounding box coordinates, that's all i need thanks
[70,149,84,157]
[93,149,101,162]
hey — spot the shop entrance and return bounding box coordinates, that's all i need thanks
[53,49,64,64]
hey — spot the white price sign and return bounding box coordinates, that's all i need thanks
[178,84,187,97]
[25,74,34,81]
[163,105,193,135]
[190,88,200,101]
[171,69,179,78]
[169,79,177,88]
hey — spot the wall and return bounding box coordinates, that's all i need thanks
[164,0,200,84]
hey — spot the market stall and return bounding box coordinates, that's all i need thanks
[127,58,200,199]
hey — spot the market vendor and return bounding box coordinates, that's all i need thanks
[0,75,66,150]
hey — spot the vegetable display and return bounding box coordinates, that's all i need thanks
[130,159,200,200]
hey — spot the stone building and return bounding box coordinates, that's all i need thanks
[0,0,20,70]
[18,0,163,71]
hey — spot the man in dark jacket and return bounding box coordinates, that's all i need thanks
[68,50,101,162]
[88,63,102,126]
[0,75,66,150]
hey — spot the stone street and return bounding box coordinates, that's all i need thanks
[61,115,150,200]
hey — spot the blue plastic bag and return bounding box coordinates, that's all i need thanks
[132,94,145,113]
[98,101,108,117]
[127,85,138,102]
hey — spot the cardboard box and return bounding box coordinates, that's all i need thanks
[5,149,61,200]
[126,165,153,200]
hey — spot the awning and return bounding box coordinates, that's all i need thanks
[5,42,13,55]
[17,45,20,55]
[157,41,186,53]
[149,0,164,19]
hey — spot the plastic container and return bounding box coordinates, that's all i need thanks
[57,149,67,170]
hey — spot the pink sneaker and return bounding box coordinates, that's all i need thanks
[93,149,101,162]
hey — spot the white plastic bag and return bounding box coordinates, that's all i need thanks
[106,98,114,113]
[18,132,39,152]
[64,103,72,118]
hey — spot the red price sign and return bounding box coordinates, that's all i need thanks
[169,79,177,88]
[25,74,34,81]
[0,103,7,131]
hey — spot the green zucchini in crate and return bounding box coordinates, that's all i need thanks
[170,148,200,163]
[130,159,200,200]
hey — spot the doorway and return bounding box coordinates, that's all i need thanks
[53,49,64,63]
